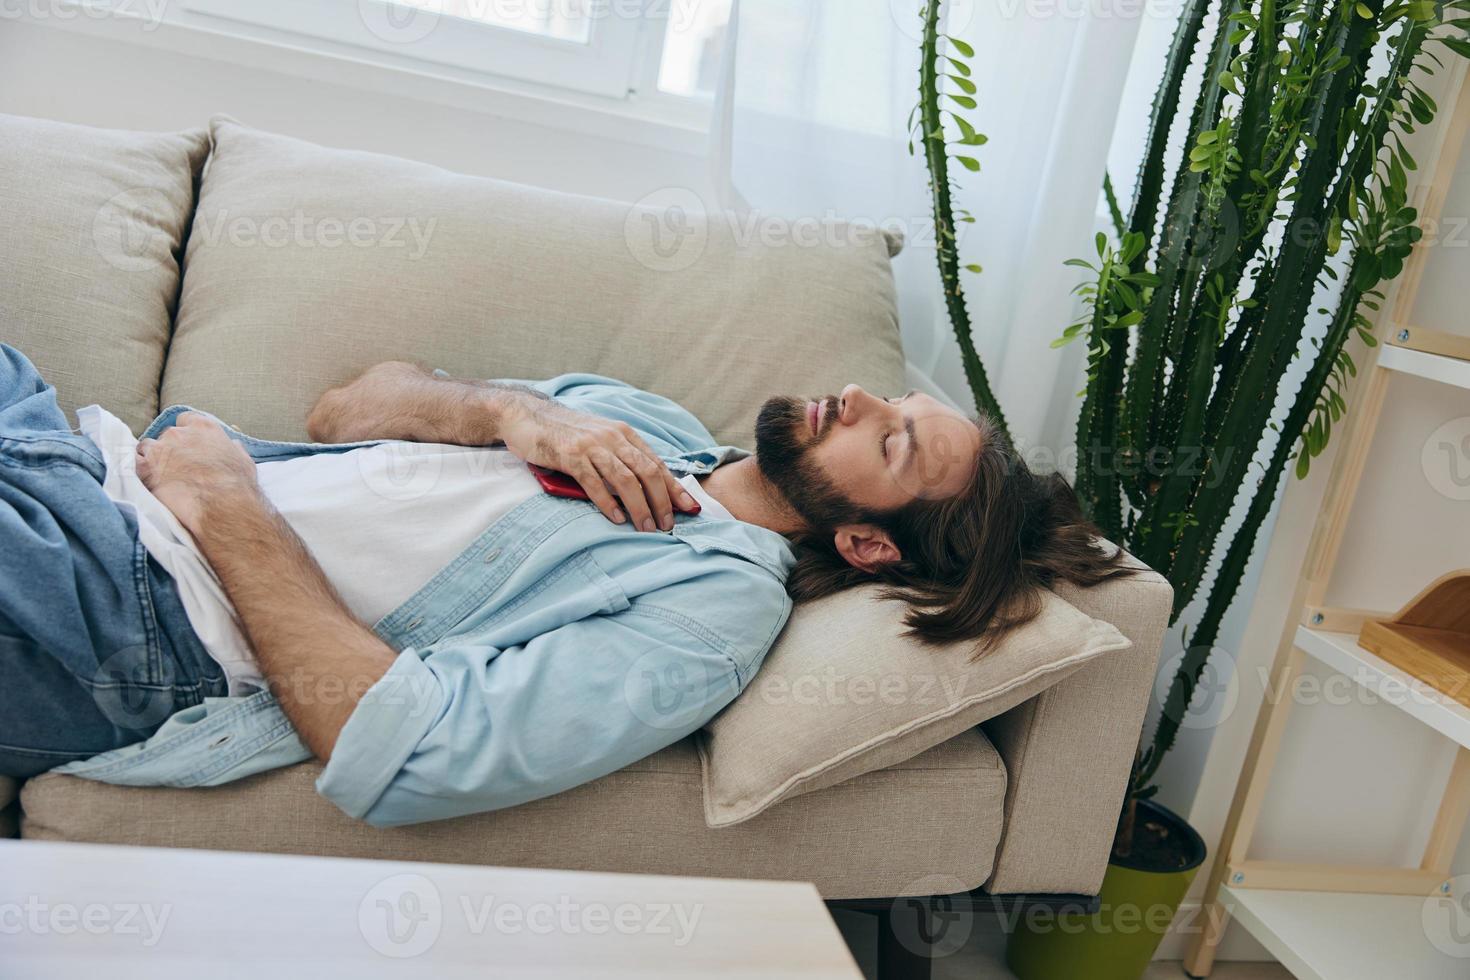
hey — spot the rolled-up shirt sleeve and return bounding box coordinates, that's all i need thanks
[498,373,720,455]
[316,605,743,827]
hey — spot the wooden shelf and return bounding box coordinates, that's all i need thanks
[1185,64,1470,977]
[1220,885,1467,980]
[1295,626,1470,750]
[1378,342,1470,392]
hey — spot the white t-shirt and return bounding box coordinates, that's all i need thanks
[80,407,735,694]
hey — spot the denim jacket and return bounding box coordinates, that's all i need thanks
[56,375,796,827]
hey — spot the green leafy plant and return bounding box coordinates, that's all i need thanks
[910,0,1009,434]
[1054,0,1470,852]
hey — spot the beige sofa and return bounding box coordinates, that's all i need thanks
[0,112,1171,948]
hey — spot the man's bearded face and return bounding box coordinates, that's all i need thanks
[754,395,869,530]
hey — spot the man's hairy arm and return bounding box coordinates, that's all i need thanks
[137,414,394,759]
[307,361,699,532]
[306,360,546,446]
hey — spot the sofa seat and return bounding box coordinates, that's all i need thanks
[19,730,1007,900]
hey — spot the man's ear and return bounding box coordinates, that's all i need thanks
[833,524,902,574]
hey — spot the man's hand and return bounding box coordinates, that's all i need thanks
[136,412,259,536]
[308,361,698,533]
[500,400,697,532]
[142,411,394,761]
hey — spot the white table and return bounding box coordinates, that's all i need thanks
[1,840,862,978]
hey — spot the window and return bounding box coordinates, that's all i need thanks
[654,0,730,98]
[180,0,731,108]
[395,0,594,43]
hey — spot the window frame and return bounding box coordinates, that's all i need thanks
[16,0,718,151]
[182,0,648,99]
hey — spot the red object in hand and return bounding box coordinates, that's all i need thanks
[528,464,592,501]
[528,463,702,516]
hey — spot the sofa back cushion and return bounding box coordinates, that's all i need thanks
[697,584,1131,827]
[0,113,208,434]
[163,117,906,446]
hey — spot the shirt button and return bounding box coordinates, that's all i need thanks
[406,616,425,630]
[484,548,502,563]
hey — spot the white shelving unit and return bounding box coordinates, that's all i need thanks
[1377,342,1470,393]
[1220,886,1466,980]
[1183,62,1470,978]
[1294,626,1470,750]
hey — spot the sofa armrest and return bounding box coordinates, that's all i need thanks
[980,546,1172,895]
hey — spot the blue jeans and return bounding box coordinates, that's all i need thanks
[0,344,225,778]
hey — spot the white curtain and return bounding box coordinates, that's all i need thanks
[710,0,1145,458]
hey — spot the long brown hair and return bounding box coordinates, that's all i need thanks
[784,413,1137,655]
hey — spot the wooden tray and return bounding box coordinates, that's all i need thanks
[1358,570,1470,708]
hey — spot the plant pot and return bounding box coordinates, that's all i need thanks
[1004,799,1207,980]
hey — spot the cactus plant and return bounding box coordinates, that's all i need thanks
[1055,0,1470,849]
[911,0,1009,434]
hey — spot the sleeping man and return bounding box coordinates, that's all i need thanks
[0,344,1130,825]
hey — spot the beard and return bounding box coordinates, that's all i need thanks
[754,395,869,531]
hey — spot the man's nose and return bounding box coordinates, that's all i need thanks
[837,384,870,425]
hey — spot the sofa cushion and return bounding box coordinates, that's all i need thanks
[0,113,208,434]
[19,731,1005,900]
[698,585,1130,828]
[163,117,906,447]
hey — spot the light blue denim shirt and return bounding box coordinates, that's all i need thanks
[57,375,796,827]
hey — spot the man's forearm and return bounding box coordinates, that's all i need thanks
[307,361,549,445]
[193,489,397,760]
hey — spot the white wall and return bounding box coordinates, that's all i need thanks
[0,17,712,204]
